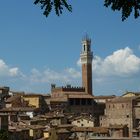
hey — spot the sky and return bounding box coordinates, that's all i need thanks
[0,1,140,96]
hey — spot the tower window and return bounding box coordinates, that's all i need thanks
[84,45,85,51]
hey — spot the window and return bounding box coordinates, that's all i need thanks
[127,115,129,118]
[81,99,86,105]
[83,45,85,51]
[75,99,80,105]
[77,120,80,123]
[87,99,92,105]
[81,124,84,126]
[69,99,74,105]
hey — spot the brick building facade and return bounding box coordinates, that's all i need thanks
[100,96,140,137]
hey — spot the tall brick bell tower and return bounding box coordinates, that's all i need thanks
[80,36,93,95]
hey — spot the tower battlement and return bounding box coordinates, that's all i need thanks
[51,84,85,92]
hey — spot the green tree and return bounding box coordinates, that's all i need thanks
[34,0,72,17]
[34,0,140,21]
[0,130,8,140]
[104,0,140,21]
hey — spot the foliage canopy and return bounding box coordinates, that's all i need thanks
[0,130,8,140]
[34,0,140,21]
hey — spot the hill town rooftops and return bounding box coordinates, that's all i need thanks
[0,107,36,112]
[71,127,109,133]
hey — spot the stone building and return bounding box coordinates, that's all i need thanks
[100,96,140,137]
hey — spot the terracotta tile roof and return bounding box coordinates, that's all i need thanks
[107,96,138,103]
[109,124,127,129]
[57,128,70,133]
[57,124,74,128]
[0,107,36,112]
[93,95,116,99]
[71,127,108,133]
[70,115,94,122]
[27,125,45,130]
[9,122,29,132]
[65,92,86,95]
[50,97,68,102]
[68,94,93,99]
[23,94,42,97]
[5,95,21,103]
[20,120,31,125]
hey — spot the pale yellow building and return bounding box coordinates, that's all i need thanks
[23,94,49,114]
[23,94,41,108]
[122,92,140,97]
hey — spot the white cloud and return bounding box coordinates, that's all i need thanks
[9,68,20,77]
[0,59,20,77]
[93,47,140,77]
[65,68,81,78]
[30,68,81,84]
[77,59,81,67]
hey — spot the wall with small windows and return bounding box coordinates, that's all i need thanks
[104,101,132,128]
